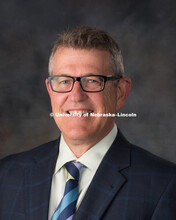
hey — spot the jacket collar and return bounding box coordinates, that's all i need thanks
[25,129,131,220]
[74,129,131,220]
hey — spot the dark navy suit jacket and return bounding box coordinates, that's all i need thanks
[0,130,176,220]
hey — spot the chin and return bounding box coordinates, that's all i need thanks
[64,128,93,140]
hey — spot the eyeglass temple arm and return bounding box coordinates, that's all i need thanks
[106,76,122,81]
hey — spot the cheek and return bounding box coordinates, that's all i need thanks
[90,92,116,113]
[50,94,65,111]
[103,89,117,111]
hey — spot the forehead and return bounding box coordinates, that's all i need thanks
[52,47,111,75]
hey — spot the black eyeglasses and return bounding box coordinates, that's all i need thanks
[48,75,121,93]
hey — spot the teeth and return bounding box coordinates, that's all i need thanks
[68,110,93,116]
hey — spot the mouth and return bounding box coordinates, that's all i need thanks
[67,110,93,117]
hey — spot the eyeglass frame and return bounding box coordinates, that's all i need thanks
[47,74,122,93]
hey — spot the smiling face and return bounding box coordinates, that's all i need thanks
[46,47,128,148]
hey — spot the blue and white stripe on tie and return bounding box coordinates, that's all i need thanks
[51,161,83,220]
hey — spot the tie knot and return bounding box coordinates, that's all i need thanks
[65,161,83,181]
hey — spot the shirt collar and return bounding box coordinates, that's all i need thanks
[54,124,118,174]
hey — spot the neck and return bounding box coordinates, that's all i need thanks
[62,137,99,158]
[62,125,115,158]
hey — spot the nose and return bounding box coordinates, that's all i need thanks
[69,81,88,102]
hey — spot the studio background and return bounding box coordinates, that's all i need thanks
[0,0,175,163]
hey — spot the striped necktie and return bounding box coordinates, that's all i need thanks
[51,161,83,220]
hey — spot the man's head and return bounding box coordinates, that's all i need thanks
[46,26,131,155]
[48,26,124,78]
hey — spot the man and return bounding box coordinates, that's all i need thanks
[0,26,176,220]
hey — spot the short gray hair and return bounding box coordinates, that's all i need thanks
[48,26,124,77]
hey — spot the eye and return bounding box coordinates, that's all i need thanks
[56,77,73,85]
[59,80,70,84]
[88,79,98,83]
[85,76,103,85]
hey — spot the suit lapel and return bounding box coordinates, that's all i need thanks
[74,130,131,220]
[25,139,59,220]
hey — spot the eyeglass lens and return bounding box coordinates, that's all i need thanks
[51,76,104,92]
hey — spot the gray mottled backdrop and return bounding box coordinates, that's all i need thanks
[0,0,175,163]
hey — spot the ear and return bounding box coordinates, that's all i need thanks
[116,77,131,110]
[45,78,52,98]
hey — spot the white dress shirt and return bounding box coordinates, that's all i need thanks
[48,124,117,220]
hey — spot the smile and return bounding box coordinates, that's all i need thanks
[67,110,93,116]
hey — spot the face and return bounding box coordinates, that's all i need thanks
[46,47,129,146]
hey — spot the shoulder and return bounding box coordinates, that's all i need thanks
[117,130,176,175]
[130,143,176,175]
[0,139,59,172]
